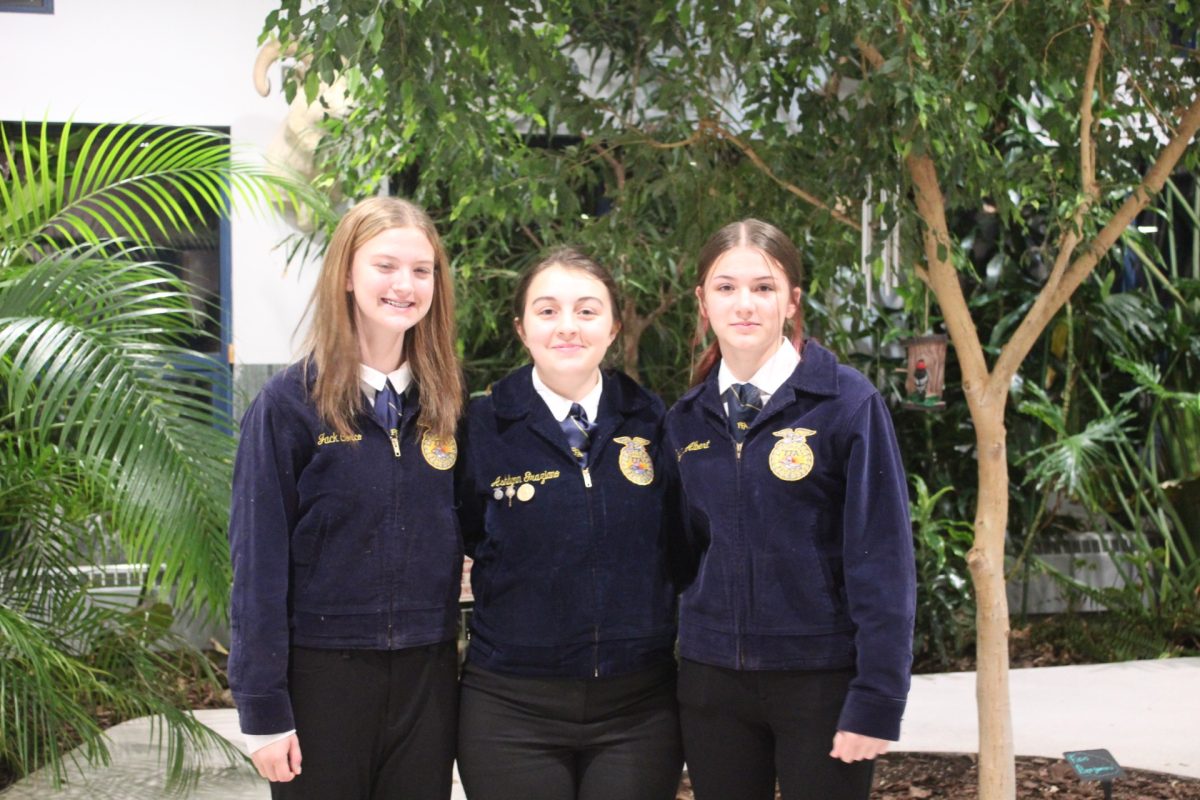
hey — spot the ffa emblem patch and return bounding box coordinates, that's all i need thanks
[768,428,816,481]
[614,436,654,486]
[421,432,457,470]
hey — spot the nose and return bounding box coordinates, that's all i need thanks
[556,314,579,336]
[391,267,413,293]
[735,287,754,312]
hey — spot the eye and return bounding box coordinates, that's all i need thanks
[413,265,434,279]
[374,262,396,271]
[714,283,733,292]
[755,283,776,292]
[578,307,599,317]
[537,307,556,317]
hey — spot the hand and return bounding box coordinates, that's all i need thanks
[251,734,303,782]
[829,730,890,763]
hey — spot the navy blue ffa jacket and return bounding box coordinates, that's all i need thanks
[455,366,682,679]
[228,364,462,735]
[664,342,916,741]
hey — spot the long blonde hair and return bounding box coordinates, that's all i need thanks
[303,197,462,439]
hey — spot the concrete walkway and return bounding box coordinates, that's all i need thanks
[4,658,1197,797]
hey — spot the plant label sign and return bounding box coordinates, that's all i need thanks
[1063,749,1124,782]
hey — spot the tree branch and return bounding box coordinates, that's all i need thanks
[992,91,1200,389]
[989,2,1110,393]
[704,121,861,230]
[906,153,991,399]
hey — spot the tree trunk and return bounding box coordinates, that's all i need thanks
[967,398,1016,800]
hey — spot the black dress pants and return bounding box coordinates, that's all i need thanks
[678,659,876,800]
[270,641,458,800]
[457,661,683,800]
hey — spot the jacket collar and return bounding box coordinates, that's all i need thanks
[492,365,651,421]
[680,340,841,437]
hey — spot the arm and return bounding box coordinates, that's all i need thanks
[836,392,916,744]
[228,385,305,745]
[453,407,485,559]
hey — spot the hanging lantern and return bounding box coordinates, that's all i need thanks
[903,334,948,411]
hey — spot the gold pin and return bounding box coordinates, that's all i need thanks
[516,483,535,502]
[505,484,516,507]
[493,487,504,501]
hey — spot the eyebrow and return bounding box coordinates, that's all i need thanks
[530,296,607,304]
[710,273,778,282]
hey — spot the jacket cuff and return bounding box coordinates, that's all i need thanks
[234,692,295,736]
[837,688,906,741]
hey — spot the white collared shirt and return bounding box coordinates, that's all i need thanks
[360,362,414,402]
[717,338,800,411]
[531,367,602,424]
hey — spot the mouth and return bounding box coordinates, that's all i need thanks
[381,298,415,309]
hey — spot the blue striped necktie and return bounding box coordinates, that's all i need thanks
[723,382,762,443]
[560,403,596,467]
[374,379,402,432]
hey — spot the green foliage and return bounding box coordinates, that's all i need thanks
[910,477,975,671]
[265,0,1200,668]
[0,121,295,786]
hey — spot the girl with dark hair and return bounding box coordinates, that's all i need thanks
[228,197,464,799]
[455,247,685,800]
[665,219,915,800]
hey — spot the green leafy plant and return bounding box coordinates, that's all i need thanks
[910,476,975,671]
[0,121,298,788]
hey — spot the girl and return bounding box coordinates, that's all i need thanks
[455,247,684,800]
[228,197,464,799]
[664,220,915,800]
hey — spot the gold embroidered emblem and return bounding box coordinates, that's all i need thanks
[614,436,654,486]
[768,428,816,481]
[420,432,457,470]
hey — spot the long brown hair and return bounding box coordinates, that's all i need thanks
[302,196,463,439]
[690,219,805,386]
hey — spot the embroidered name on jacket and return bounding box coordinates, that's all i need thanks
[491,469,561,488]
[317,432,364,446]
[675,440,710,462]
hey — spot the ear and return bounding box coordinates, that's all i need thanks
[607,319,621,346]
[695,285,708,320]
[514,317,527,348]
[787,285,802,319]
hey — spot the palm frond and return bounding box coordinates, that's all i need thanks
[0,252,233,615]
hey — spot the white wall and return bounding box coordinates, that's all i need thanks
[0,0,316,365]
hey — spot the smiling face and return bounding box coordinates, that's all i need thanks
[345,225,436,348]
[516,264,618,394]
[698,245,801,375]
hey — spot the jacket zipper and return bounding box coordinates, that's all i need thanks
[734,437,745,668]
[581,463,599,676]
[389,429,401,458]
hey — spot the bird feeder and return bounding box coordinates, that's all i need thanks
[903,334,947,411]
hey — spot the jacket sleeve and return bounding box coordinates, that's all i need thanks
[227,384,306,736]
[658,422,698,592]
[454,404,486,559]
[836,392,916,741]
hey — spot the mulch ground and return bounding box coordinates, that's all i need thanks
[677,755,1200,799]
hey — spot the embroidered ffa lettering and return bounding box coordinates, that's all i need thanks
[768,428,817,481]
[675,439,711,462]
[317,432,363,446]
[614,436,654,486]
